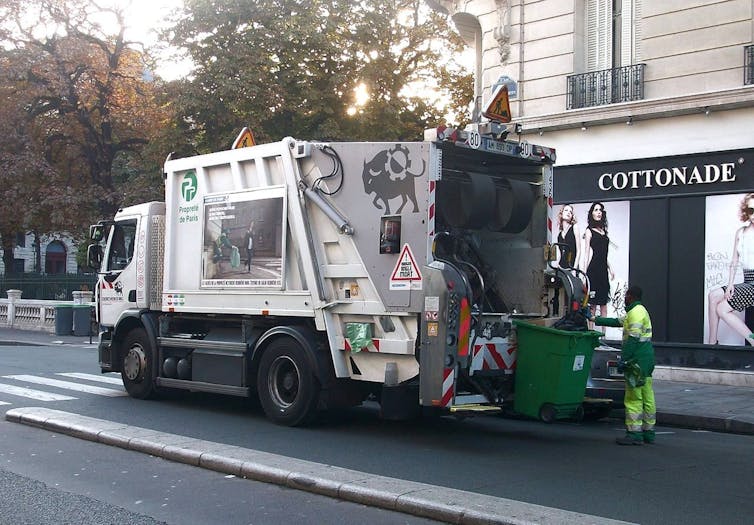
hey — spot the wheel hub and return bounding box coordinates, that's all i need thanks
[270,356,300,408]
[123,345,146,382]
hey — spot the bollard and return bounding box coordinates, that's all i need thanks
[6,289,21,327]
[72,291,93,305]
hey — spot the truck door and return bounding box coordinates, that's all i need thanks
[99,218,138,326]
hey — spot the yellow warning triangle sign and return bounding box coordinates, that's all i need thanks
[232,127,256,149]
[482,85,511,123]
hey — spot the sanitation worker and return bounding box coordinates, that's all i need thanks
[595,285,656,445]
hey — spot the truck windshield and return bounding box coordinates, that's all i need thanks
[107,219,137,271]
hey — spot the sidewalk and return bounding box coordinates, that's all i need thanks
[1,327,753,435]
[0,327,96,347]
[652,380,754,434]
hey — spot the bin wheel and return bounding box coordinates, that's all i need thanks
[121,328,157,400]
[573,405,585,423]
[539,403,557,423]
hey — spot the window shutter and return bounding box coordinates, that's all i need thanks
[623,0,641,64]
[586,0,612,71]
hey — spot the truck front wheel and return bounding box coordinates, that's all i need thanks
[257,338,319,426]
[121,328,157,399]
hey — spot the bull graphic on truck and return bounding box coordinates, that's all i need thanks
[362,144,425,214]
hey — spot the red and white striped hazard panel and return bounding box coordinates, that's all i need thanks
[470,337,516,374]
[440,367,454,407]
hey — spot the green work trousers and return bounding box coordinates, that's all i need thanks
[624,377,656,443]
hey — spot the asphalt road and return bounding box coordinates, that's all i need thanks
[1,342,754,525]
[0,419,435,525]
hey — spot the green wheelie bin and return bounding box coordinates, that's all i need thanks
[54,305,73,336]
[512,320,601,422]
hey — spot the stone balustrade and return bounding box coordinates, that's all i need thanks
[0,290,94,333]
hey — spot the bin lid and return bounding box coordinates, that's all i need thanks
[513,319,602,337]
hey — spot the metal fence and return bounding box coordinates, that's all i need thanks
[746,45,754,85]
[0,273,97,301]
[567,64,646,110]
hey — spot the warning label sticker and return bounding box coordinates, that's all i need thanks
[390,244,422,290]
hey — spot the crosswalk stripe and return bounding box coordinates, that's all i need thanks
[4,375,128,397]
[0,383,77,401]
[56,372,123,385]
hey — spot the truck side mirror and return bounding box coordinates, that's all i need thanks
[89,222,111,242]
[87,244,103,271]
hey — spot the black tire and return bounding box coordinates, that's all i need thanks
[121,328,157,400]
[539,403,557,423]
[257,338,320,426]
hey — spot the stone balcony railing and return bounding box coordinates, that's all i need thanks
[0,290,94,333]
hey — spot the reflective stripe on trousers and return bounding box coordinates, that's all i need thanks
[624,377,656,432]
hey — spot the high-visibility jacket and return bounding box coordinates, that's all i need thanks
[596,301,655,377]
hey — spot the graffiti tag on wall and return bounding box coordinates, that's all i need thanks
[705,251,732,290]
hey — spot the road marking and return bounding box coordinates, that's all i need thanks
[56,372,123,386]
[0,383,77,401]
[4,375,128,397]
[0,400,10,406]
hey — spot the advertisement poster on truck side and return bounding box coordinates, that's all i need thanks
[201,187,286,288]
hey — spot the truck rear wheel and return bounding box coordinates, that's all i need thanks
[257,338,319,426]
[121,328,157,399]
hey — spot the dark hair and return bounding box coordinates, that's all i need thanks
[587,202,608,230]
[627,285,643,300]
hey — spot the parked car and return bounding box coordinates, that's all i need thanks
[583,343,624,420]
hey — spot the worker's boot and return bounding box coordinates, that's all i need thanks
[643,429,655,444]
[615,432,643,446]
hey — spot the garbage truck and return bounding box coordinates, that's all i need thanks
[88,126,597,426]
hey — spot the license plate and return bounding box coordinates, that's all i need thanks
[607,361,623,377]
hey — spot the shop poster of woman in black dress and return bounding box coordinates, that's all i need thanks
[555,204,580,270]
[582,202,615,327]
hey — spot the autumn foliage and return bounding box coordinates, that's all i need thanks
[0,0,472,272]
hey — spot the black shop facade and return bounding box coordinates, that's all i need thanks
[554,147,754,367]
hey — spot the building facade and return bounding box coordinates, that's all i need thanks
[1,233,78,275]
[429,0,754,351]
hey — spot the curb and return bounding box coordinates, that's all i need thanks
[0,338,96,347]
[5,407,636,525]
[654,366,754,387]
[607,409,754,436]
[656,411,754,435]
